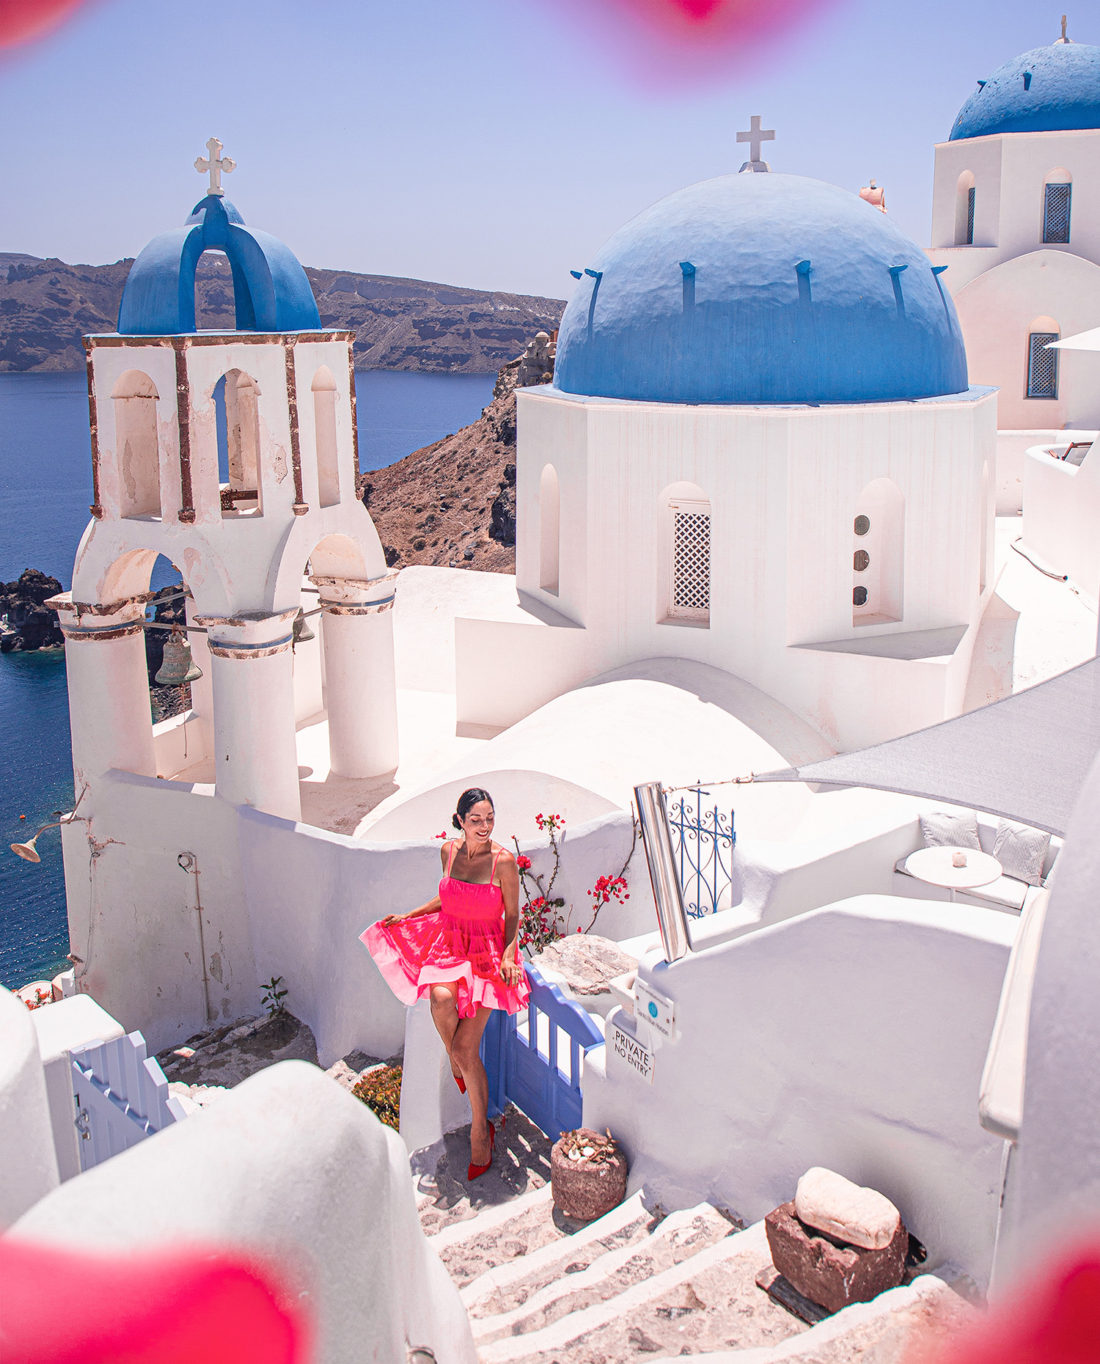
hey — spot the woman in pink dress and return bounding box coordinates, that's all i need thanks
[360,788,530,1179]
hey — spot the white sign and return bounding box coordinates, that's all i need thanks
[609,1021,655,1085]
[633,977,676,1042]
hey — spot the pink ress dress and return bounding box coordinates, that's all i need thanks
[360,842,531,1019]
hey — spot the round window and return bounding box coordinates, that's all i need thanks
[854,515,870,536]
[853,550,870,572]
[853,586,869,607]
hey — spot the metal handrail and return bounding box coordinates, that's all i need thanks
[634,781,692,963]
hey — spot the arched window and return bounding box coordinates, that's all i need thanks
[955,171,976,246]
[212,369,263,516]
[111,370,161,519]
[1026,316,1060,400]
[659,482,710,626]
[312,367,340,507]
[538,464,560,594]
[852,480,904,626]
[193,249,235,331]
[1042,169,1072,244]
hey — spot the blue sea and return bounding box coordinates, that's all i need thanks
[0,368,495,990]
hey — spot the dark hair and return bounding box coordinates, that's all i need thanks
[452,787,494,831]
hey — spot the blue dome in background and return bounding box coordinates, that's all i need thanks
[118,194,321,336]
[950,41,1100,140]
[553,173,968,407]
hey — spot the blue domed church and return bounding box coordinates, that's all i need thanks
[927,24,1100,462]
[458,150,998,752]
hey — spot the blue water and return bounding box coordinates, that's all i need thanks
[0,367,495,989]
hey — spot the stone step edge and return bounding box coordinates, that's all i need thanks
[477,1219,770,1364]
[640,1273,964,1364]
[424,1182,554,1250]
[461,1190,652,1313]
[471,1201,732,1346]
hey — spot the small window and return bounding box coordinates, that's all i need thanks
[853,586,868,607]
[1027,333,1059,399]
[670,503,710,623]
[853,550,870,572]
[1043,183,1071,244]
[965,187,976,245]
[854,515,870,536]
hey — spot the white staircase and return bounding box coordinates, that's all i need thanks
[419,1159,979,1363]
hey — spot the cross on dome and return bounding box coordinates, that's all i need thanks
[737,115,775,173]
[194,137,236,197]
[1056,13,1073,43]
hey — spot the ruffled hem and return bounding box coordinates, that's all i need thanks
[360,920,530,1020]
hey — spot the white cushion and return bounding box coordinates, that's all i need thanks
[919,809,981,850]
[794,1167,901,1250]
[993,820,1051,888]
[957,875,1029,913]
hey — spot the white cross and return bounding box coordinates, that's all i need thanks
[194,137,236,197]
[736,115,775,164]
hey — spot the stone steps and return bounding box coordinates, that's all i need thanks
[461,1190,658,1320]
[415,1124,980,1363]
[471,1201,735,1348]
[474,1219,806,1364]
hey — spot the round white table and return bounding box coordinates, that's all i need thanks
[904,846,1002,902]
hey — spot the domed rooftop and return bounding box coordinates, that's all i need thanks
[950,39,1100,141]
[552,173,967,406]
[118,193,320,336]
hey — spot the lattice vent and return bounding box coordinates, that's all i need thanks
[1028,333,1059,399]
[1043,184,1071,244]
[672,510,710,614]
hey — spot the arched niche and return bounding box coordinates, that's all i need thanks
[1042,168,1072,245]
[955,170,976,246]
[111,370,161,519]
[852,479,904,626]
[210,369,263,516]
[1026,315,1060,400]
[658,479,711,627]
[539,463,560,595]
[312,367,341,508]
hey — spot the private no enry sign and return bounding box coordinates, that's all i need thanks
[610,1021,655,1084]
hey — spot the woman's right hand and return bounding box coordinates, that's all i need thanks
[380,912,404,927]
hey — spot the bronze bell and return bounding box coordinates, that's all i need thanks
[154,627,202,686]
[292,608,316,647]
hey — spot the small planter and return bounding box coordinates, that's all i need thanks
[550,1127,628,1221]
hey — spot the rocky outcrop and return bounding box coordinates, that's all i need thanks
[358,332,555,573]
[0,251,563,375]
[0,570,64,652]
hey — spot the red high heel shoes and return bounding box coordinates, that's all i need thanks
[467,1122,495,1181]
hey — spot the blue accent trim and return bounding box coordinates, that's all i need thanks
[480,964,605,1140]
[679,261,696,277]
[118,195,320,336]
[584,268,602,280]
[570,269,583,279]
[951,42,1100,140]
[931,264,949,276]
[553,173,968,405]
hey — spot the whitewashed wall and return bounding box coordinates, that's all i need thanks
[460,385,996,750]
[0,989,60,1228]
[9,1061,476,1364]
[927,127,1100,432]
[584,894,1016,1289]
[1022,441,1100,599]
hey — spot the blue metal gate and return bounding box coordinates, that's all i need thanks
[481,964,605,1141]
[666,786,737,917]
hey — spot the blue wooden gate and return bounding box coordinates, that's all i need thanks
[71,1032,187,1172]
[481,964,605,1141]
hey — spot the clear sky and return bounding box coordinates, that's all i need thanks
[0,0,1082,301]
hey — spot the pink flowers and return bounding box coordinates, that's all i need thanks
[516,854,532,871]
[588,874,629,908]
[433,831,448,840]
[534,812,563,834]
